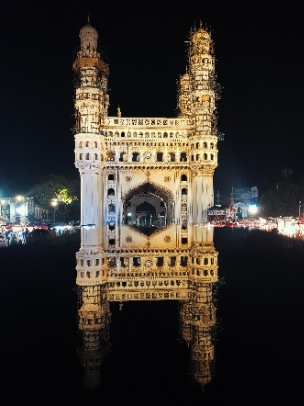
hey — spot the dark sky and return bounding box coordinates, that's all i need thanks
[0,1,303,201]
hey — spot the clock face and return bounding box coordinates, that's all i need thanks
[145,152,151,158]
[145,260,152,267]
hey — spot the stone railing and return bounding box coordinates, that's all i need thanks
[102,117,192,128]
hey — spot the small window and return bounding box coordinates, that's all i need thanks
[181,174,187,182]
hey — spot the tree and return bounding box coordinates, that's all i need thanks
[29,174,80,222]
[259,178,303,218]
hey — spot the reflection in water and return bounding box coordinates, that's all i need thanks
[76,224,219,390]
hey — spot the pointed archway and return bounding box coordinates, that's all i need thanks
[123,181,173,235]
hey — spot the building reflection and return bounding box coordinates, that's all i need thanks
[76,224,219,390]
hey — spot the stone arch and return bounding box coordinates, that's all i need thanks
[122,180,173,234]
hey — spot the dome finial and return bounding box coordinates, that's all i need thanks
[87,14,90,25]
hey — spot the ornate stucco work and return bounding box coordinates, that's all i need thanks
[73,21,219,237]
[73,20,220,390]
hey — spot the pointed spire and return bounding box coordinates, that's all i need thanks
[87,14,90,25]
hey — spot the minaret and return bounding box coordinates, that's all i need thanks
[189,224,218,388]
[73,20,109,285]
[78,286,111,389]
[179,223,218,389]
[178,22,219,223]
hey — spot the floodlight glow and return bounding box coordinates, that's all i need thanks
[248,205,258,215]
[16,204,27,216]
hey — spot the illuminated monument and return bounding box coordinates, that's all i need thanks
[72,19,220,389]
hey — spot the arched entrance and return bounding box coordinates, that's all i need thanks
[123,181,172,235]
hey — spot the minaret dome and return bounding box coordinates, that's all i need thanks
[79,22,98,56]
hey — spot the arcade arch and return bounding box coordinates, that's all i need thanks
[123,181,173,234]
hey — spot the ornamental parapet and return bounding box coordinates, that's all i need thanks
[107,289,189,302]
[102,117,192,129]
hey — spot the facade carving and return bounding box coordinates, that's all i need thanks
[73,19,221,390]
[73,20,220,240]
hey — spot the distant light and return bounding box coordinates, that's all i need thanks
[16,204,27,216]
[248,204,258,215]
[51,198,58,207]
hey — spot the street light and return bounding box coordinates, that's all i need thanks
[51,198,58,223]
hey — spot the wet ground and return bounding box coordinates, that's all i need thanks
[0,228,303,404]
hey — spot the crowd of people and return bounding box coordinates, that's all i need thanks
[0,226,30,247]
[0,225,51,247]
[0,223,76,248]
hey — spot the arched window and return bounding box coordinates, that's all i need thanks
[181,188,188,195]
[85,141,89,147]
[108,174,115,181]
[180,257,187,266]
[79,141,83,148]
[85,153,90,160]
[203,153,208,160]
[132,152,140,162]
[94,141,98,148]
[108,188,115,197]
[203,142,208,148]
[169,152,175,162]
[181,174,187,182]
[180,152,187,162]
[133,257,141,266]
[156,152,163,162]
[156,257,164,266]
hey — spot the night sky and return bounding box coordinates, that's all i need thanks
[0,1,303,202]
